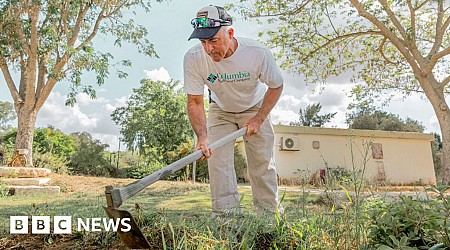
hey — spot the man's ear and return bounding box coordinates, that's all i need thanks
[228,27,234,38]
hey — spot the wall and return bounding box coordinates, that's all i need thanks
[271,125,436,185]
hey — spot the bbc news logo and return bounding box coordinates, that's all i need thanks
[10,216,131,234]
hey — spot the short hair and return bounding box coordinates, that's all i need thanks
[221,26,232,34]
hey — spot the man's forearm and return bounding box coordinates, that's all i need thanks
[255,85,284,122]
[187,102,208,141]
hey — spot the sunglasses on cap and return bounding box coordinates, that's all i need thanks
[191,17,231,29]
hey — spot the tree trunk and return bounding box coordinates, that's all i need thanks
[439,110,450,185]
[422,77,450,185]
[13,104,38,167]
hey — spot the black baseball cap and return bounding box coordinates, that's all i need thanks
[188,5,233,41]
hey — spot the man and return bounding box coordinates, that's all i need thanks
[183,5,284,218]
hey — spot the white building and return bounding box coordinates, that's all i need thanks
[238,125,436,185]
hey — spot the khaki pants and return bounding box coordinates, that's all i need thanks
[207,103,281,217]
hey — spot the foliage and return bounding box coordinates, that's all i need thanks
[125,139,248,183]
[68,132,116,177]
[0,126,75,168]
[0,181,10,197]
[235,0,450,184]
[290,103,336,127]
[432,133,443,178]
[0,0,162,167]
[2,172,450,249]
[32,151,69,174]
[366,186,450,249]
[0,126,87,174]
[33,126,76,158]
[347,109,425,132]
[0,0,160,105]
[0,128,15,159]
[122,159,164,179]
[166,141,248,182]
[0,101,15,134]
[112,79,192,164]
[235,0,450,96]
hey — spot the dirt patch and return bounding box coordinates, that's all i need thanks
[47,173,193,194]
[47,173,135,194]
[0,232,126,250]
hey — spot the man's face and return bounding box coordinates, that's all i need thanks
[200,27,234,62]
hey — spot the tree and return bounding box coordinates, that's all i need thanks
[346,109,425,132]
[0,101,16,134]
[0,0,160,166]
[33,126,75,158]
[2,126,75,157]
[111,79,192,164]
[290,103,336,127]
[237,1,450,184]
[69,131,115,176]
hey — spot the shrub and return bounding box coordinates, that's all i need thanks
[365,192,449,249]
[32,151,69,174]
[122,160,164,179]
[69,132,116,177]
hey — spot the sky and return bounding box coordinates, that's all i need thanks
[0,0,445,151]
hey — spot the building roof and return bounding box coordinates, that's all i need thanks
[274,125,435,141]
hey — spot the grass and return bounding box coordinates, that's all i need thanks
[0,174,448,250]
[0,178,321,249]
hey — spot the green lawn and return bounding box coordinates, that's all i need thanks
[1,179,447,249]
[0,181,310,235]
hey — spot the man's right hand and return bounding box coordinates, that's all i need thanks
[195,138,213,160]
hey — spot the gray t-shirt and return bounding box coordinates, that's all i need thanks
[183,37,284,113]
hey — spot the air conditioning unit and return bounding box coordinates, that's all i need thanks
[280,136,300,151]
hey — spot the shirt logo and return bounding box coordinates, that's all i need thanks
[206,71,251,84]
[207,73,218,83]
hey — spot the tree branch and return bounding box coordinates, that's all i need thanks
[75,9,105,50]
[349,0,423,75]
[415,0,431,11]
[301,30,382,63]
[407,0,417,47]
[286,0,312,16]
[36,55,48,96]
[24,3,40,105]
[404,0,426,69]
[12,6,31,55]
[424,2,450,74]
[427,46,450,71]
[378,0,409,43]
[75,0,131,51]
[0,59,21,103]
[378,37,395,64]
[247,0,312,17]
[61,1,70,35]
[441,75,450,87]
[36,55,69,110]
[427,0,445,59]
[68,2,92,47]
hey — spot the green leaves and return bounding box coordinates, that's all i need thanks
[346,109,425,132]
[290,103,337,127]
[366,193,450,248]
[111,79,192,164]
[0,101,16,134]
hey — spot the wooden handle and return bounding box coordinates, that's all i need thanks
[107,127,247,208]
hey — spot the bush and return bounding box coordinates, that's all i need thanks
[165,141,248,183]
[33,151,69,174]
[365,187,450,249]
[122,161,164,179]
[69,132,116,177]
